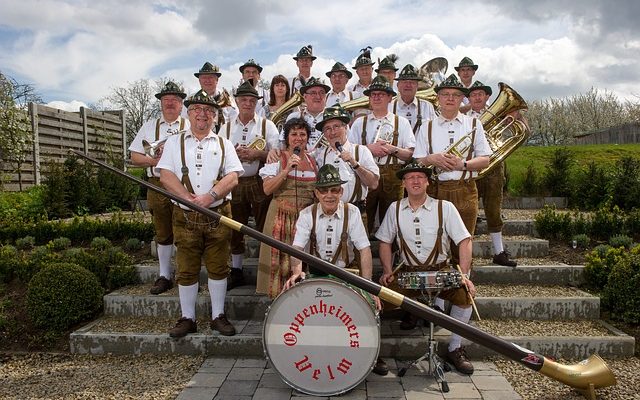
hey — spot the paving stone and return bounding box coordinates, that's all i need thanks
[471,361,498,371]
[199,366,235,374]
[442,382,481,399]
[234,358,267,368]
[175,387,217,400]
[213,396,252,400]
[442,371,473,383]
[216,380,259,396]
[202,357,237,368]
[258,373,292,388]
[251,387,292,400]
[470,375,512,391]
[365,369,401,381]
[328,389,367,399]
[227,366,264,381]
[478,390,523,400]
[186,372,227,388]
[404,390,444,400]
[366,380,406,397]
[400,376,441,392]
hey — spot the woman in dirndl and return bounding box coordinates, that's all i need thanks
[256,118,318,298]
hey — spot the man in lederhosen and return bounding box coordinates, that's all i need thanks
[391,64,437,133]
[284,164,388,376]
[466,81,516,267]
[289,45,315,97]
[455,57,478,114]
[376,160,476,375]
[284,77,330,152]
[413,74,491,263]
[314,104,379,231]
[348,76,415,235]
[129,81,189,295]
[220,80,280,289]
[157,90,244,338]
[325,62,361,106]
[238,59,270,116]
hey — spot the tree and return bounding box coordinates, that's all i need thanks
[0,71,41,190]
[98,77,182,145]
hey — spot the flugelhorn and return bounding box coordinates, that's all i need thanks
[246,136,266,151]
[142,138,168,158]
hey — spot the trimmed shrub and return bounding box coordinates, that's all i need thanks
[542,147,575,197]
[124,238,142,252]
[26,262,104,331]
[572,161,611,210]
[534,206,573,241]
[584,245,627,290]
[610,156,640,211]
[589,206,625,241]
[609,234,633,249]
[18,246,60,283]
[602,254,640,324]
[0,245,20,283]
[521,163,542,196]
[90,237,112,252]
[15,236,35,250]
[107,265,140,290]
[47,237,72,252]
[572,234,590,249]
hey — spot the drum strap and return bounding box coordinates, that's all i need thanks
[310,202,350,265]
[396,199,444,269]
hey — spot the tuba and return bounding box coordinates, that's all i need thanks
[476,83,530,178]
[270,91,304,130]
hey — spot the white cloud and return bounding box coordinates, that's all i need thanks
[46,100,87,112]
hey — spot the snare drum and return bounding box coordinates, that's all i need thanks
[263,278,380,396]
[397,271,463,291]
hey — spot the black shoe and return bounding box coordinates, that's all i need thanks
[400,312,418,330]
[227,269,245,290]
[372,357,389,376]
[169,317,197,338]
[447,346,474,375]
[150,276,173,295]
[493,251,517,267]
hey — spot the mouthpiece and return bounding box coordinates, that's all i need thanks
[335,142,344,152]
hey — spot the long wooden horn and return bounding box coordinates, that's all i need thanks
[71,149,616,399]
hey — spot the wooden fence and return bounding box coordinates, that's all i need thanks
[1,103,125,191]
[575,122,640,145]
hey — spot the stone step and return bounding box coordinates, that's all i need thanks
[70,317,633,360]
[474,219,535,236]
[104,285,599,321]
[136,263,581,286]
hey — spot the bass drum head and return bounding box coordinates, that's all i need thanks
[263,278,380,396]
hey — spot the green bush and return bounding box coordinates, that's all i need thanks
[572,161,611,210]
[602,253,640,324]
[610,156,640,211]
[15,236,35,250]
[0,186,48,225]
[107,265,140,290]
[18,246,61,283]
[90,237,112,251]
[609,234,633,249]
[542,148,575,197]
[584,245,627,290]
[124,238,142,252]
[47,237,72,251]
[0,245,20,283]
[589,206,626,241]
[534,206,573,241]
[26,262,103,331]
[572,234,590,249]
[521,163,542,196]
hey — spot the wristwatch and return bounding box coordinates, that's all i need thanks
[208,188,219,200]
[463,160,468,170]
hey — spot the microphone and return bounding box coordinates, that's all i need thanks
[335,142,344,153]
[292,146,301,169]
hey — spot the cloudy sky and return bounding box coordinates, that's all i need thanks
[0,0,638,111]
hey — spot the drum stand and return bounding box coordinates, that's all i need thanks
[397,289,450,393]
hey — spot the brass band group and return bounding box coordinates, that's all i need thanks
[128,45,527,379]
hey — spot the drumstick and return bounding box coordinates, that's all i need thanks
[391,261,405,275]
[455,264,481,321]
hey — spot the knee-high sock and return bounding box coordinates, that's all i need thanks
[231,254,243,270]
[208,278,228,318]
[490,232,504,254]
[434,297,446,312]
[448,305,472,352]
[178,283,199,320]
[157,244,174,279]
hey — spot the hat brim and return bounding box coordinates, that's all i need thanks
[155,92,187,100]
[293,56,317,61]
[434,85,468,95]
[454,65,478,71]
[353,62,375,69]
[375,67,399,73]
[467,86,492,96]
[326,70,353,79]
[194,72,222,78]
[300,83,331,95]
[395,76,422,81]
[183,99,220,109]
[315,179,348,188]
[363,87,396,97]
[239,65,263,74]
[234,92,264,100]
[396,165,433,180]
[315,115,351,131]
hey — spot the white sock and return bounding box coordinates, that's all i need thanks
[208,278,228,318]
[231,254,243,270]
[434,297,445,312]
[490,232,504,254]
[178,283,199,320]
[448,305,473,352]
[157,244,174,279]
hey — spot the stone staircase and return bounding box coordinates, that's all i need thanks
[70,217,635,361]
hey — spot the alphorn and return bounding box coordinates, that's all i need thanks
[71,150,615,400]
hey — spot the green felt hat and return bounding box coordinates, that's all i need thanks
[234,80,262,99]
[353,46,374,68]
[194,62,222,78]
[454,56,478,71]
[183,89,219,109]
[375,54,399,72]
[396,159,433,179]
[293,45,316,60]
[315,164,347,188]
[396,64,421,81]
[326,62,353,79]
[434,74,468,95]
[299,77,331,95]
[315,104,351,131]
[239,58,263,73]
[363,76,396,97]
[467,80,492,96]
[155,81,186,100]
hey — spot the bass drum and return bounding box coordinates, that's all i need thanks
[263,278,380,396]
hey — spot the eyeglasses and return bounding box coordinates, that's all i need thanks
[438,93,464,99]
[189,106,215,115]
[304,90,325,97]
[369,92,388,98]
[323,124,345,134]
[316,187,342,194]
[403,175,428,181]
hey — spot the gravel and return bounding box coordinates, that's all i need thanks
[0,353,203,400]
[475,319,613,337]
[494,357,640,400]
[476,285,589,298]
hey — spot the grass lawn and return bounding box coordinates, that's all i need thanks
[504,143,640,195]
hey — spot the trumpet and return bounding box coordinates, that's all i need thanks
[308,133,329,152]
[443,127,476,158]
[142,138,168,158]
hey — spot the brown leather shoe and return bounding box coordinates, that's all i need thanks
[493,251,517,267]
[447,346,474,375]
[227,269,245,291]
[372,357,389,376]
[169,317,197,338]
[150,276,173,295]
[400,312,418,330]
[211,314,236,336]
